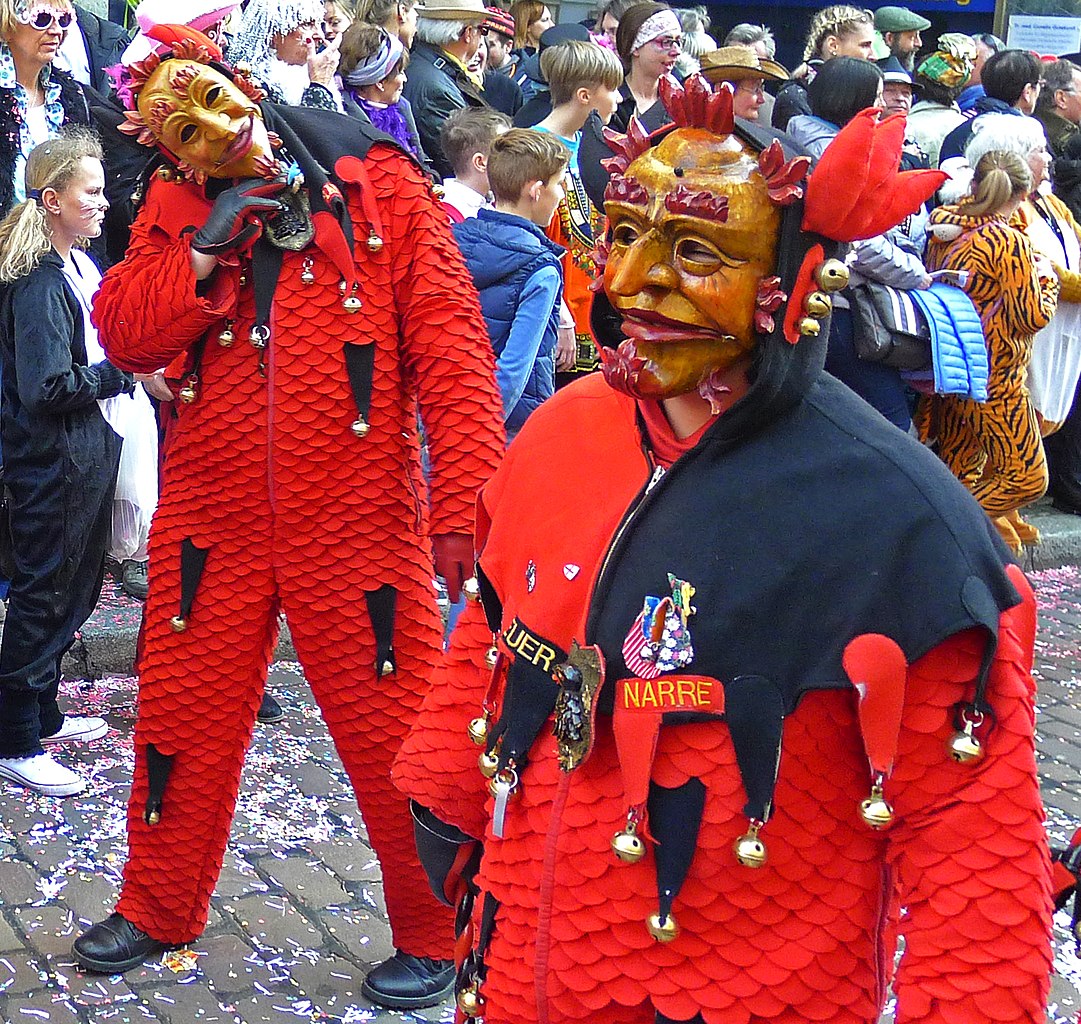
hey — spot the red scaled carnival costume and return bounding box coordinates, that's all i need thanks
[393,83,1056,1023]
[71,26,504,1002]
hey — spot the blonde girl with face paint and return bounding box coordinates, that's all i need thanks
[0,129,135,798]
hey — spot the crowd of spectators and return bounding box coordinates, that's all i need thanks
[3,0,1081,786]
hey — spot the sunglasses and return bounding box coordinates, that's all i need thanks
[27,9,73,29]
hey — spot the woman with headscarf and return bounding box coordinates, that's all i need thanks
[608,1,681,134]
[906,32,976,167]
[338,21,429,168]
[226,0,342,109]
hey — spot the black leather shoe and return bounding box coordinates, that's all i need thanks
[257,693,284,724]
[72,913,170,973]
[360,951,455,1009]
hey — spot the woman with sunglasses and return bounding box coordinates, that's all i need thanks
[609,1,681,134]
[0,0,93,219]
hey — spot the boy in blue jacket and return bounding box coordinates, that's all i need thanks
[453,128,569,441]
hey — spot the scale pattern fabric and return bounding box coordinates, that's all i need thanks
[94,142,505,954]
[394,388,1052,1024]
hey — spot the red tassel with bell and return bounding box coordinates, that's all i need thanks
[843,633,907,831]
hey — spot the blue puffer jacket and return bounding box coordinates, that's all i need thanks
[909,283,988,401]
[454,208,564,433]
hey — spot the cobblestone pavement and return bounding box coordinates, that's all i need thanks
[0,567,1079,1024]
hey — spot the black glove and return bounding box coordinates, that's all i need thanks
[191,178,287,256]
[409,800,481,906]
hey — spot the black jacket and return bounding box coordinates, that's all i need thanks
[483,68,523,118]
[73,5,129,94]
[402,41,489,179]
[938,97,1018,165]
[0,251,130,694]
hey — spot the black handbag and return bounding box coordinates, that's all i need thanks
[850,279,932,370]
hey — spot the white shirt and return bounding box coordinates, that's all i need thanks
[441,178,490,220]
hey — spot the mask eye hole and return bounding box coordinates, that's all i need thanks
[205,85,222,106]
[612,221,640,246]
[179,124,197,144]
[675,237,726,274]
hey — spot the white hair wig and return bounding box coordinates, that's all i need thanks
[227,0,324,81]
[939,113,1046,204]
[965,113,1046,168]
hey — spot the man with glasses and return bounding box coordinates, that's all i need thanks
[1036,58,1081,157]
[402,0,494,178]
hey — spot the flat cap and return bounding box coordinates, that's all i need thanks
[874,6,931,33]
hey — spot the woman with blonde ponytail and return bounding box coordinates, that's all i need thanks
[920,145,1060,554]
[0,128,134,798]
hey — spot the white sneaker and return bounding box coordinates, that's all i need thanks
[0,752,86,796]
[40,716,108,746]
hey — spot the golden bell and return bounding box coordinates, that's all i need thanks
[300,267,315,284]
[339,279,348,294]
[367,231,384,252]
[467,715,489,746]
[178,382,197,404]
[859,786,894,830]
[351,417,370,438]
[169,615,187,633]
[611,828,646,864]
[380,659,394,677]
[948,725,984,764]
[343,294,362,312]
[797,317,821,338]
[815,258,850,292]
[463,577,481,602]
[485,645,499,669]
[804,290,832,318]
[478,749,500,778]
[734,824,767,868]
[456,984,485,1017]
[218,326,235,347]
[146,810,161,825]
[646,911,679,942]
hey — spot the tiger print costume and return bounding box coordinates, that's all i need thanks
[919,205,1059,553]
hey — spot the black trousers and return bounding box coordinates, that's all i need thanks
[0,448,117,758]
[1045,373,1081,511]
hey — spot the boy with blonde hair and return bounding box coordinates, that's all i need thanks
[531,39,623,381]
[453,129,569,440]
